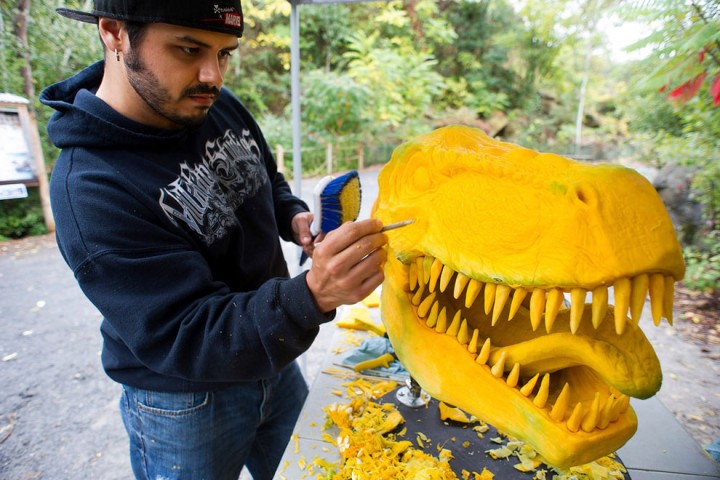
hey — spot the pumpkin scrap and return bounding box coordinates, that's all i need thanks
[320,389,458,478]
[484,433,627,479]
[372,125,685,468]
[353,352,395,372]
[336,304,386,337]
[438,402,472,423]
[475,468,495,480]
[362,288,382,308]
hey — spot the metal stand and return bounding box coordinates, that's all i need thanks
[395,376,430,408]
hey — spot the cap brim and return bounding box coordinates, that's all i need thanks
[56,8,99,24]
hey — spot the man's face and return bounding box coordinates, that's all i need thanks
[122,23,239,129]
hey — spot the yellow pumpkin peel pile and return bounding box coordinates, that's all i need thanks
[312,377,628,479]
[316,378,458,479]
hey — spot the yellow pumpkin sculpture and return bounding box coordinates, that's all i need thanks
[371,125,685,468]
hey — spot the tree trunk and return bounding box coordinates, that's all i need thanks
[12,0,35,104]
[574,47,591,156]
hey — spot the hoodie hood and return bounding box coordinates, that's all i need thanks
[40,61,188,150]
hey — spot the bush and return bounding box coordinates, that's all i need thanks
[0,191,48,240]
[683,230,720,293]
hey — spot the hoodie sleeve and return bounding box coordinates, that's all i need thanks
[77,245,328,383]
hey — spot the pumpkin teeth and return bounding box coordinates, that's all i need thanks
[429,258,443,292]
[591,286,609,329]
[405,254,675,431]
[509,287,528,320]
[581,393,601,432]
[550,382,571,422]
[545,288,564,333]
[570,289,586,333]
[446,310,462,337]
[468,328,480,353]
[476,338,491,365]
[490,351,507,378]
[465,278,482,308]
[520,373,540,396]
[408,255,677,335]
[567,402,584,432]
[507,362,521,387]
[493,285,512,325]
[453,272,470,299]
[533,373,551,408]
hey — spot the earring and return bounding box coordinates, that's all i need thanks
[115,48,120,62]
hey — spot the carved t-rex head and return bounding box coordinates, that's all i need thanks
[372,125,685,468]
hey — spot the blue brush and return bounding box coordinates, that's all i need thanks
[300,170,362,266]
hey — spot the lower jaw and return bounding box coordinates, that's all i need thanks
[380,261,638,468]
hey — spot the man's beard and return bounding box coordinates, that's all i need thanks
[124,48,220,128]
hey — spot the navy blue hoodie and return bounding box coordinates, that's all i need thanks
[40,61,332,392]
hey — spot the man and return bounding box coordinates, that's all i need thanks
[39,1,387,479]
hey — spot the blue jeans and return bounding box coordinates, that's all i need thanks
[119,362,308,480]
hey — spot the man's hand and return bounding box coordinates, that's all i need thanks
[291,212,315,256]
[305,219,388,313]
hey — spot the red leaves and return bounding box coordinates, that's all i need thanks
[668,71,706,104]
[660,47,718,107]
[712,74,720,107]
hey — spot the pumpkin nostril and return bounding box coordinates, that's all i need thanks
[574,185,596,206]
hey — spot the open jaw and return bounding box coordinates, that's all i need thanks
[382,252,673,468]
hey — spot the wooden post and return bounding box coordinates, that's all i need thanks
[275,144,285,174]
[21,105,53,232]
[357,142,364,170]
[326,143,333,175]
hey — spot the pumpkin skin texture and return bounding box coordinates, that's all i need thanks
[371,125,685,468]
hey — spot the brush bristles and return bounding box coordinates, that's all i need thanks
[319,171,362,233]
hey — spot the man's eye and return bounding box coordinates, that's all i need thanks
[180,46,199,55]
[219,50,234,59]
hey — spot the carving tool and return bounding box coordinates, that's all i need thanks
[381,219,415,232]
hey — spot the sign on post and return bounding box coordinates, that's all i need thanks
[0,93,54,232]
[0,183,29,200]
[0,107,36,183]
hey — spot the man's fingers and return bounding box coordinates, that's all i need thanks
[305,218,388,312]
[322,219,383,254]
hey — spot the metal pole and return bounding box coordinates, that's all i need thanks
[289,1,308,378]
[290,1,302,197]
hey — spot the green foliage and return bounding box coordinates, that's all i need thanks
[342,31,445,129]
[684,231,720,292]
[620,92,685,138]
[435,0,522,114]
[0,190,47,240]
[301,69,370,139]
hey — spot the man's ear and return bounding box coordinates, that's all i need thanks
[97,18,125,56]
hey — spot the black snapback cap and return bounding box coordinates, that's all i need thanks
[57,0,244,37]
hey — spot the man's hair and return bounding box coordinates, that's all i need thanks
[125,21,148,48]
[101,21,148,55]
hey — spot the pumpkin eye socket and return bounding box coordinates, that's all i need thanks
[412,165,432,191]
[394,158,437,199]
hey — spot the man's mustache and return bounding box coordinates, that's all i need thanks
[183,84,220,97]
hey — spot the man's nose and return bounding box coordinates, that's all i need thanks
[198,57,224,86]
